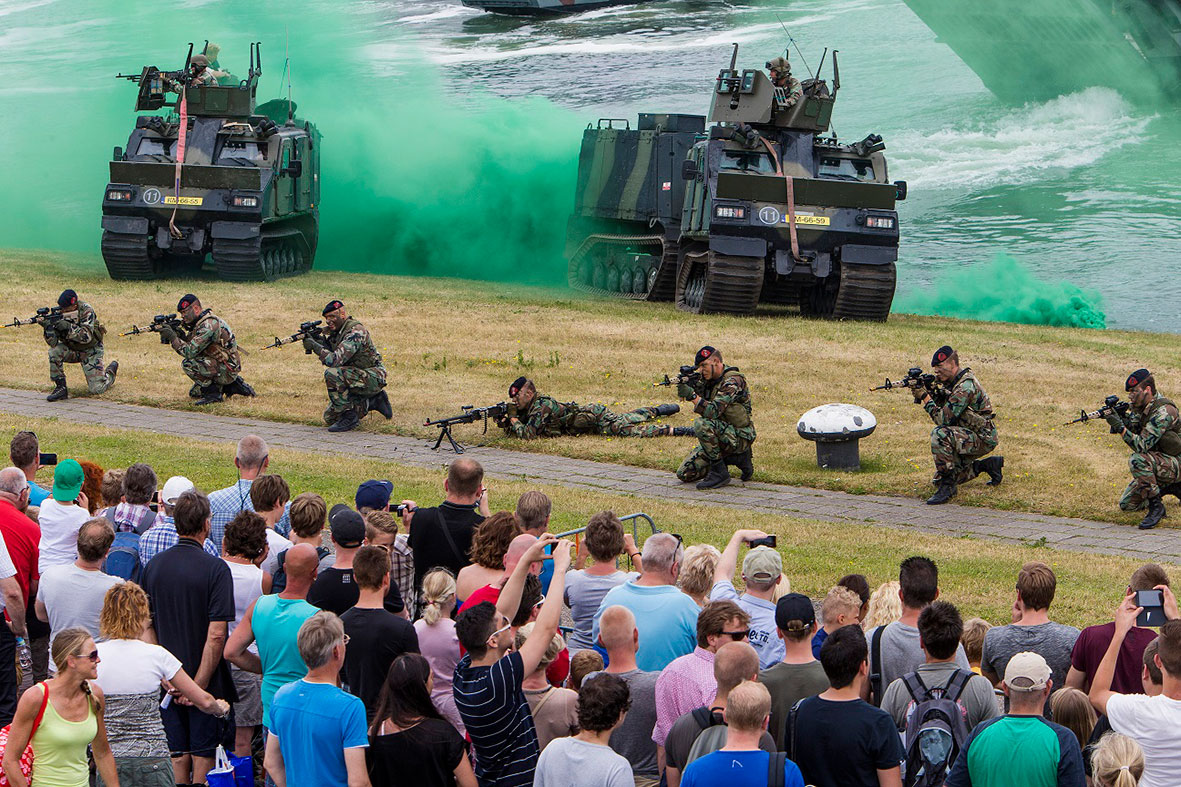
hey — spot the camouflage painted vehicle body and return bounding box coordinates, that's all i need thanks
[462,0,646,14]
[101,44,321,282]
[902,0,1181,104]
[567,46,907,320]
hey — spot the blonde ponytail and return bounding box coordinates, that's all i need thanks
[420,568,457,626]
[1092,732,1143,787]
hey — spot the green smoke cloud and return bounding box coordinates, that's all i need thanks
[896,253,1106,329]
[0,1,579,285]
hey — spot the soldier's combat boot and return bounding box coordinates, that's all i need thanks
[671,426,696,437]
[976,456,1004,486]
[189,383,203,399]
[46,378,68,402]
[370,390,393,420]
[105,361,119,387]
[328,407,361,433]
[194,384,224,406]
[653,404,680,417]
[696,459,732,490]
[926,478,957,505]
[1139,496,1167,530]
[731,450,754,482]
[225,377,256,398]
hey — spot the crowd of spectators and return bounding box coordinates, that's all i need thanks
[0,428,1175,787]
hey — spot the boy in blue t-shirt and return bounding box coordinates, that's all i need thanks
[681,681,805,787]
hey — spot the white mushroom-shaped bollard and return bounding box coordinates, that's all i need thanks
[796,403,877,470]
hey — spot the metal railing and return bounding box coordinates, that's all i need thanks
[555,512,658,573]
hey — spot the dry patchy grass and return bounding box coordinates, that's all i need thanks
[0,249,1168,526]
[2,412,1163,630]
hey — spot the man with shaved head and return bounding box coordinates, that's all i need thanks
[225,542,321,731]
[589,605,661,786]
[208,434,291,553]
[592,532,701,671]
[461,533,542,612]
[662,641,775,787]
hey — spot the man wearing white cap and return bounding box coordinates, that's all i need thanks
[138,476,219,564]
[945,651,1085,786]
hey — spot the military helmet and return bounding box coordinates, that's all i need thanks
[190,54,210,68]
[766,56,791,73]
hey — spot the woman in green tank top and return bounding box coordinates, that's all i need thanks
[0,627,118,787]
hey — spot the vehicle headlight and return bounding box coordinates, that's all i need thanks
[106,189,133,201]
[714,205,747,220]
[865,215,895,229]
[232,195,259,208]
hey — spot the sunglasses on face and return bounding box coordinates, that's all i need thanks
[721,630,750,641]
[75,650,99,662]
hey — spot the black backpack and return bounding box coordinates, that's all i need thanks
[901,669,972,787]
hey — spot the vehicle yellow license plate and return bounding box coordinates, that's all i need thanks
[794,215,830,226]
[162,196,203,206]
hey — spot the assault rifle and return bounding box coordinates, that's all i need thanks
[3,306,63,328]
[121,314,186,343]
[424,402,514,454]
[870,367,949,405]
[1065,395,1129,426]
[655,365,703,389]
[261,320,325,352]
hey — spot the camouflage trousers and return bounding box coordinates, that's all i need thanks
[48,343,114,394]
[930,424,997,484]
[182,356,240,387]
[323,366,387,423]
[1118,451,1181,511]
[568,404,672,438]
[676,418,756,482]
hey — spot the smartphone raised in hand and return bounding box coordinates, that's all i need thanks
[1136,590,1166,627]
[748,535,777,549]
[39,453,57,466]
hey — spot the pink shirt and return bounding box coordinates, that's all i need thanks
[414,617,465,735]
[652,647,717,746]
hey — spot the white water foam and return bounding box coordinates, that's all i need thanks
[890,87,1154,189]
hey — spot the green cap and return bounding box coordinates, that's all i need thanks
[51,459,84,503]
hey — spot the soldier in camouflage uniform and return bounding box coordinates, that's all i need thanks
[302,299,391,433]
[44,289,118,402]
[675,346,756,490]
[165,53,219,92]
[498,377,687,440]
[159,293,255,406]
[918,345,1003,505]
[766,56,803,108]
[1106,368,1181,530]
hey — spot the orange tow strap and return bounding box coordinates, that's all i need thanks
[169,86,188,239]
[759,137,801,261]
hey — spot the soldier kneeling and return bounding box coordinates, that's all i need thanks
[675,346,756,490]
[1107,368,1181,530]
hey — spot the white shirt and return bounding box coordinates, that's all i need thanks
[36,562,123,643]
[95,638,182,694]
[224,559,264,655]
[1106,691,1181,787]
[261,528,292,577]
[0,529,16,613]
[37,500,90,574]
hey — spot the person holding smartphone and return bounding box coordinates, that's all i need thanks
[710,529,783,669]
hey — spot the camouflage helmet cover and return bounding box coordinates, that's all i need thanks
[190,53,210,68]
[766,56,791,73]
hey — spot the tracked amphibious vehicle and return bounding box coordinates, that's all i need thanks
[566,45,907,320]
[101,43,321,282]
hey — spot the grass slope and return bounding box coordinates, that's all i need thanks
[0,249,1168,526]
[4,412,1162,630]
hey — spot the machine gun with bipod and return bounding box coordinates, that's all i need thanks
[1065,395,1129,426]
[424,403,514,454]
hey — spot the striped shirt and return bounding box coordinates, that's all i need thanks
[139,515,219,564]
[453,651,539,786]
[208,480,292,554]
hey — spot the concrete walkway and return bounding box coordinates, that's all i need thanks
[1,387,1175,564]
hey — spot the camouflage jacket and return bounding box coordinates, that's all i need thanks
[503,394,568,439]
[168,69,218,93]
[1122,395,1181,456]
[176,310,239,365]
[44,302,104,352]
[924,368,994,432]
[318,318,383,370]
[778,77,803,106]
[694,367,754,431]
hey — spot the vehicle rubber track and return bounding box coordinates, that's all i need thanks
[648,238,678,302]
[676,249,764,315]
[830,262,896,322]
[211,235,265,282]
[567,233,665,300]
[101,231,159,280]
[212,228,313,283]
